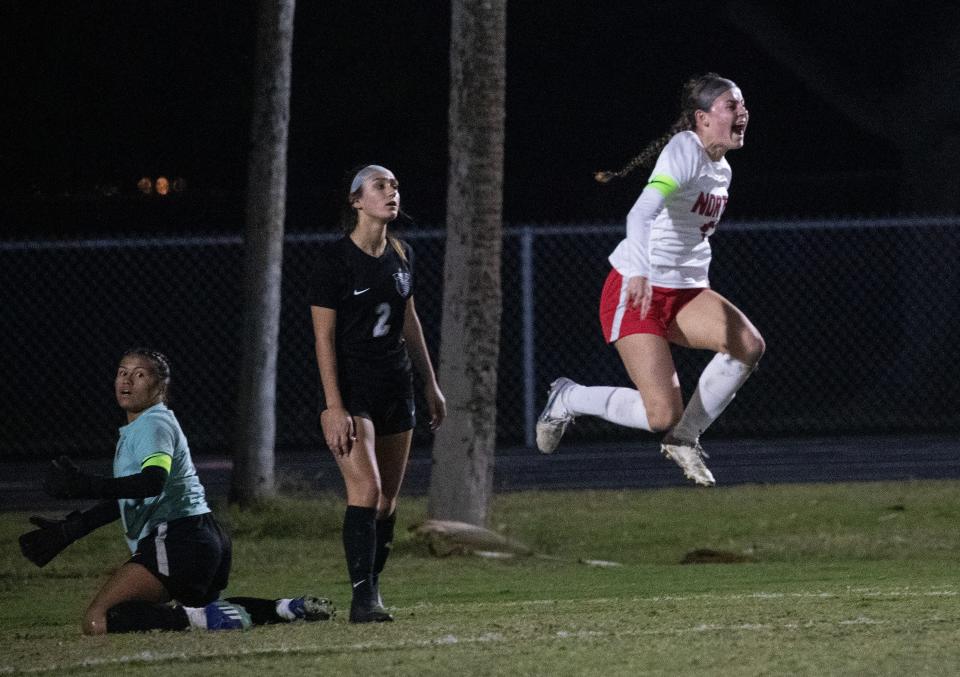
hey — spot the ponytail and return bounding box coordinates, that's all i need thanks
[595,72,737,184]
[388,235,407,262]
[594,118,689,184]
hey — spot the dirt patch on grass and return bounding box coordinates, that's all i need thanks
[680,548,753,564]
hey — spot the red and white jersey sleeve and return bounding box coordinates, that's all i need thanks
[608,131,732,288]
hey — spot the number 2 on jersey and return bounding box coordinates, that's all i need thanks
[373,302,391,337]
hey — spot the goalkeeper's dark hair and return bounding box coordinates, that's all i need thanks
[121,347,172,404]
[594,72,737,184]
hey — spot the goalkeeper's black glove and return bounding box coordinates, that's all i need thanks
[42,455,106,499]
[18,511,89,567]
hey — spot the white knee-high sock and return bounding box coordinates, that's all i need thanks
[670,353,755,443]
[563,385,652,431]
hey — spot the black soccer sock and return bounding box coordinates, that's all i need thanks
[372,510,397,598]
[224,596,281,625]
[106,601,190,633]
[343,505,377,603]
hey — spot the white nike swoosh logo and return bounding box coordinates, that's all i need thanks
[352,578,367,588]
[353,288,370,296]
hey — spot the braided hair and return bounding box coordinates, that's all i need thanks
[121,347,172,404]
[595,73,737,184]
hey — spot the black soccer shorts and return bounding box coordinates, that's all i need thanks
[354,394,417,435]
[129,512,232,607]
[323,370,416,435]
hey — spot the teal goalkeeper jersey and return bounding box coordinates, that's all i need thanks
[113,403,210,552]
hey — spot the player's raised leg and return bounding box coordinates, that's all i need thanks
[661,289,765,484]
[615,333,716,486]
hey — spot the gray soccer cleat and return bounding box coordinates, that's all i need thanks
[661,440,716,486]
[289,595,334,621]
[536,377,576,453]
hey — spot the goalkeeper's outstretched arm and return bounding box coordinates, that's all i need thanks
[23,459,169,568]
[19,500,120,567]
[43,456,168,500]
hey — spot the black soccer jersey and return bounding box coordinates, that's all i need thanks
[309,235,414,395]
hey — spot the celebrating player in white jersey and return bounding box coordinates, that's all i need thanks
[537,73,765,486]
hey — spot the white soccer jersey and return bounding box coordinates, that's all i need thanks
[608,130,731,288]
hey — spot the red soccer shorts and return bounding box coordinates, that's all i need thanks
[599,268,705,342]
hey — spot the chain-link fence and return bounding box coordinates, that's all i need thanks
[3,217,959,459]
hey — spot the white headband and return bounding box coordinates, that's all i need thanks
[349,165,391,194]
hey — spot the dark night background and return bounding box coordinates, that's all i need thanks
[2,1,938,240]
[2,1,959,460]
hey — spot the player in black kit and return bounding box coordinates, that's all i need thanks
[310,165,446,623]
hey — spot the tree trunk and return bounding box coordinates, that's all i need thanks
[229,0,295,506]
[428,0,507,526]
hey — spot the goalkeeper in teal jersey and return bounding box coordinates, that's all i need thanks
[113,374,209,554]
[20,348,334,634]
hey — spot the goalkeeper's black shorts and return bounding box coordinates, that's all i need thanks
[129,512,231,607]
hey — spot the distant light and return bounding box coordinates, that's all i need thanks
[137,177,153,195]
[155,176,170,196]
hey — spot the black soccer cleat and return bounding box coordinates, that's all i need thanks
[349,600,394,624]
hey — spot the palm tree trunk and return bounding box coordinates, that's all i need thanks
[229,0,295,506]
[428,0,507,525]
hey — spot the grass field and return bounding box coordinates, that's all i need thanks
[2,480,959,675]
